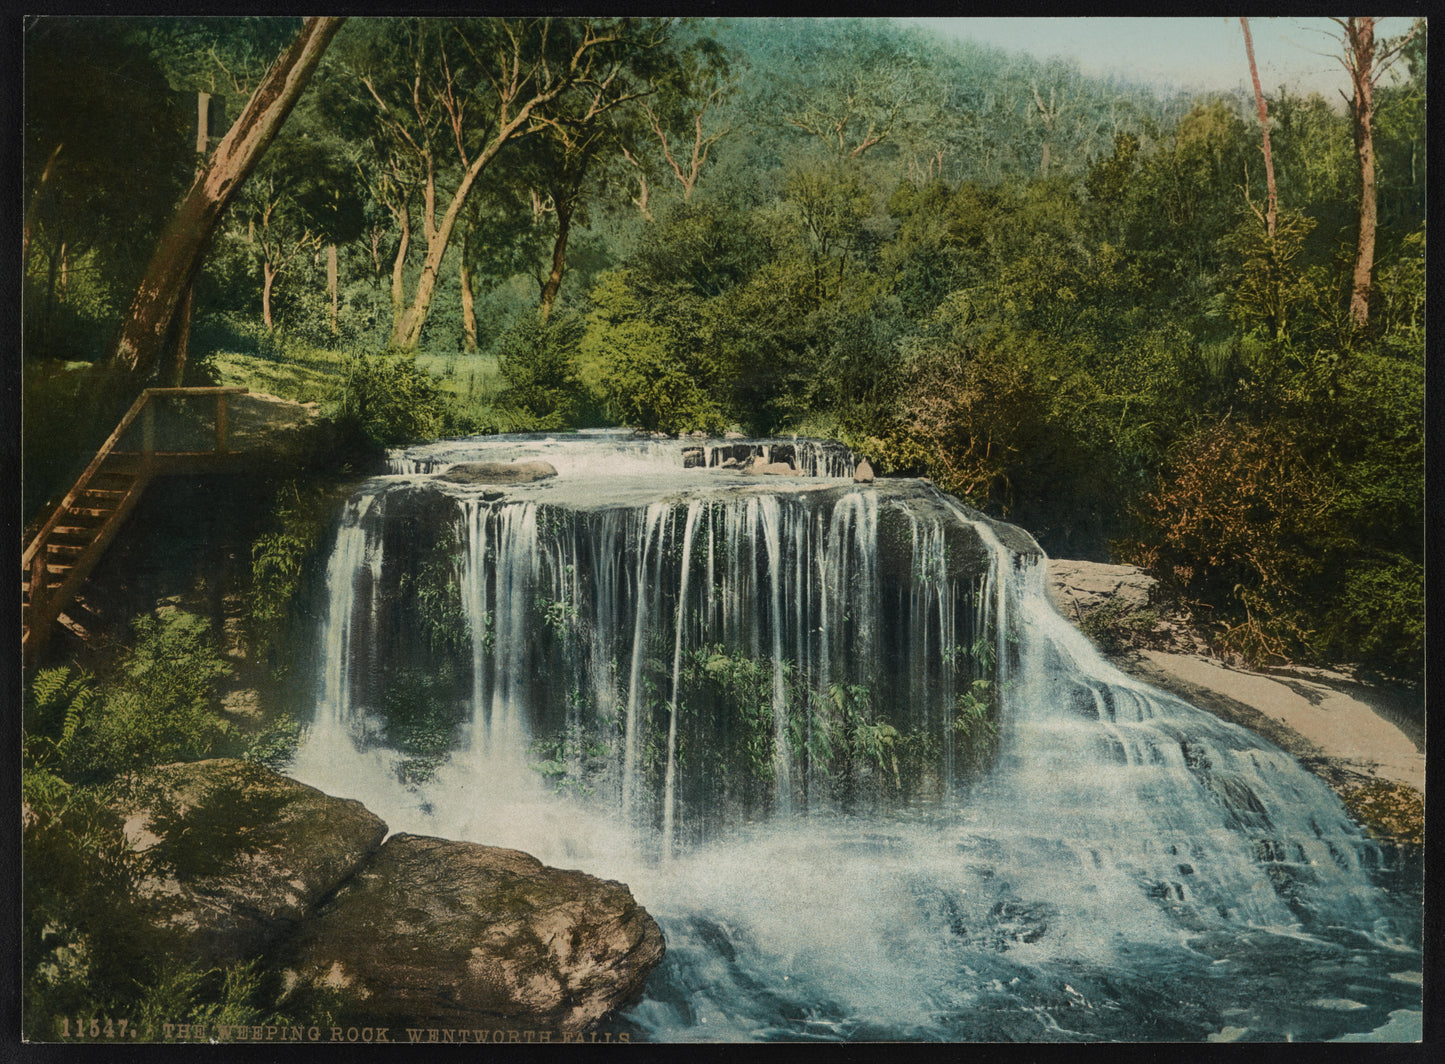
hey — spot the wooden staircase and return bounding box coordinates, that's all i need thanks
[22,387,247,667]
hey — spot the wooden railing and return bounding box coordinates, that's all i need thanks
[22,387,248,666]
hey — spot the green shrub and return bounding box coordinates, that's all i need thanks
[330,352,450,447]
[1130,421,1336,666]
[582,271,727,435]
[81,612,235,783]
[491,311,589,429]
[25,612,236,787]
[21,782,147,1036]
[1324,560,1424,683]
[246,479,346,679]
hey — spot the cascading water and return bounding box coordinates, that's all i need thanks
[289,432,1421,1043]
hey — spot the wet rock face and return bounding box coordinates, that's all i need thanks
[437,461,558,485]
[115,759,387,968]
[282,834,666,1033]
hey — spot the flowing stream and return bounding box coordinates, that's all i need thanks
[287,431,1421,1043]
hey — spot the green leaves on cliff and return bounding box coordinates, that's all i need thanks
[21,609,307,789]
[26,613,232,786]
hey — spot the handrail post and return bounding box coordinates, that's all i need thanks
[216,393,229,455]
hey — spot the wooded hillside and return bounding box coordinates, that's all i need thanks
[22,16,1425,683]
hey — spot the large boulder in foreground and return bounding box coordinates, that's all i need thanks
[282,834,665,1033]
[115,759,387,968]
[437,460,558,485]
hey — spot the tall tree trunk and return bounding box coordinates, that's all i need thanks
[388,71,587,351]
[390,204,411,323]
[389,159,496,351]
[459,238,477,353]
[23,144,63,280]
[538,203,573,322]
[1344,17,1377,330]
[262,261,277,331]
[369,227,384,278]
[1240,18,1277,241]
[1241,17,1284,340]
[43,226,63,332]
[172,90,214,377]
[104,16,345,380]
[327,243,339,334]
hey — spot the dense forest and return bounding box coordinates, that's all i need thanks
[23,15,1426,686]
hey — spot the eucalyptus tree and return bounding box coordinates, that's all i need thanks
[522,27,739,319]
[636,35,739,203]
[779,20,943,163]
[105,16,346,381]
[782,156,880,310]
[331,16,676,352]
[1267,91,1352,215]
[229,131,366,332]
[524,82,654,321]
[1330,17,1421,330]
[1372,22,1426,234]
[1129,98,1255,283]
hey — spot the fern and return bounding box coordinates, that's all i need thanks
[61,681,99,749]
[25,666,100,760]
[31,666,73,706]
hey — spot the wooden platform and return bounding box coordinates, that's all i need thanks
[22,387,249,667]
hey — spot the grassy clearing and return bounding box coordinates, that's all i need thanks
[414,351,507,405]
[209,345,549,437]
[210,349,347,404]
[211,349,508,409]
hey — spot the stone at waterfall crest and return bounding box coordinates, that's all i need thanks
[437,460,558,484]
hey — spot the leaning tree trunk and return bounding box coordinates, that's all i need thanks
[388,79,573,352]
[390,204,411,324]
[105,16,345,381]
[1240,18,1277,241]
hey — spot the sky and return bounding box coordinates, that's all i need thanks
[896,17,1420,101]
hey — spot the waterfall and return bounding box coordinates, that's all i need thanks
[287,493,385,795]
[291,435,1420,1042]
